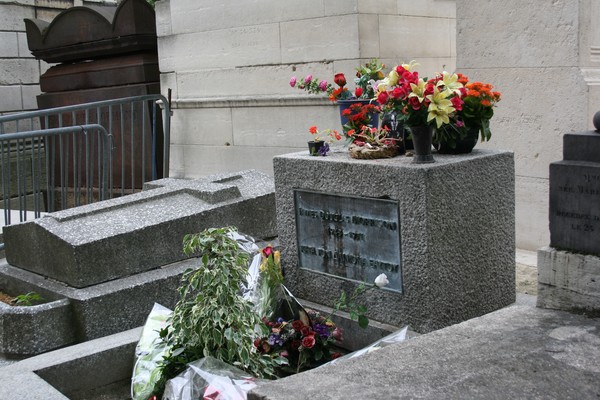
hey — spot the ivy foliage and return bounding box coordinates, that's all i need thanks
[152,227,278,395]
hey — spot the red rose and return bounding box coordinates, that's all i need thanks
[377,91,389,105]
[451,96,463,111]
[354,87,363,97]
[331,352,343,360]
[302,336,316,349]
[291,340,302,350]
[392,87,403,99]
[301,326,314,336]
[292,320,304,331]
[334,73,347,87]
[409,96,422,110]
[262,246,273,257]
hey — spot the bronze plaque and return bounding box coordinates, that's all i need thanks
[294,190,402,292]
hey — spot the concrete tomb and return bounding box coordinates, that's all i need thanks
[0,170,277,356]
[274,148,516,334]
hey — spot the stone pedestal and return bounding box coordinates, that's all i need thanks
[274,148,515,334]
[537,247,600,315]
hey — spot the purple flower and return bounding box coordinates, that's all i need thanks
[318,143,330,156]
[276,317,285,323]
[268,333,284,346]
[289,76,297,87]
[319,80,328,91]
[304,74,313,84]
[313,323,330,338]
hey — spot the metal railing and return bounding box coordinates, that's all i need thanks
[0,94,171,248]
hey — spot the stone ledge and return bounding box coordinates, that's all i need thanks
[171,95,335,109]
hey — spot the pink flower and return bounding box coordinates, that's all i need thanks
[289,76,297,87]
[319,80,328,91]
[332,327,343,341]
[304,74,313,84]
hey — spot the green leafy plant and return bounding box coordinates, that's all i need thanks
[12,291,44,306]
[152,227,279,396]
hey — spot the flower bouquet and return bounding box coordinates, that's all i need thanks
[254,309,344,375]
[433,75,501,153]
[348,126,401,159]
[289,59,385,131]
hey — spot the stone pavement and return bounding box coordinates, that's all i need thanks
[249,297,600,399]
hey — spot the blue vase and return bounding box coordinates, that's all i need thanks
[337,99,379,130]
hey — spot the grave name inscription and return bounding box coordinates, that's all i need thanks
[294,190,402,292]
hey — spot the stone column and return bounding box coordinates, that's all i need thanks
[456,0,600,251]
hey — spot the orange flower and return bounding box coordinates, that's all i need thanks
[347,129,355,136]
[309,126,318,134]
[334,130,341,140]
[481,99,491,107]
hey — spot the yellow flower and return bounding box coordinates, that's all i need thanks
[274,250,280,265]
[387,70,399,86]
[401,60,420,71]
[437,71,463,96]
[426,87,455,128]
[408,79,427,102]
[260,262,266,272]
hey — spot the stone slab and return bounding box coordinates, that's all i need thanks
[249,304,600,400]
[273,148,515,333]
[549,160,600,255]
[537,246,600,315]
[3,170,277,288]
[563,131,600,163]
[0,255,189,355]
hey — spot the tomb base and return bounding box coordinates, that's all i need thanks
[274,148,515,333]
[537,247,600,316]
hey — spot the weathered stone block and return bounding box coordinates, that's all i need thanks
[176,62,333,98]
[398,0,456,18]
[3,170,277,287]
[170,107,233,146]
[274,148,515,333]
[0,32,19,57]
[0,4,34,31]
[232,105,340,147]
[158,24,281,71]
[280,15,360,63]
[379,15,453,58]
[457,0,578,68]
[537,247,600,315]
[0,59,40,85]
[0,86,22,112]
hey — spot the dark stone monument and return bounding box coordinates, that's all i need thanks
[24,0,162,190]
[539,125,600,315]
[549,132,600,255]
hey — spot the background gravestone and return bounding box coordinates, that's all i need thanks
[539,129,600,314]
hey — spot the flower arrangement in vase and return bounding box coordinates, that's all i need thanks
[307,125,341,156]
[374,61,468,162]
[433,75,501,153]
[289,59,385,131]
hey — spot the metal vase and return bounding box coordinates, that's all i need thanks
[408,125,435,163]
